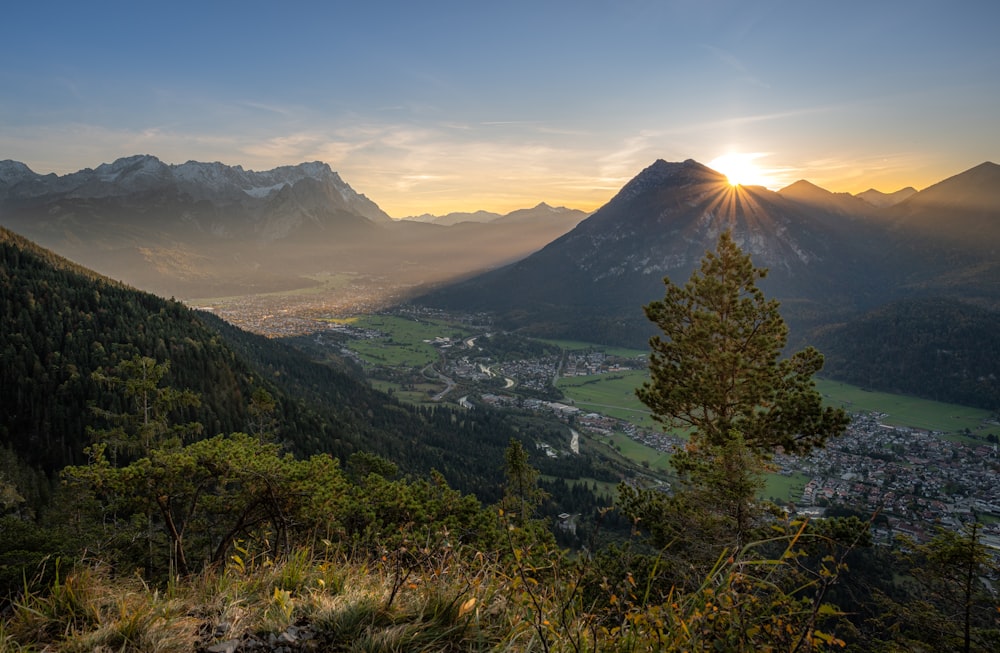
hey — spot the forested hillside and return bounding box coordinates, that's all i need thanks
[816,298,1000,410]
[0,226,559,504]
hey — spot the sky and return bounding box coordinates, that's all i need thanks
[2,1,999,217]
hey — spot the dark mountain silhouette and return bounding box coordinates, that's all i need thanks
[855,186,917,208]
[400,203,587,227]
[401,209,502,225]
[884,162,1000,248]
[777,179,877,216]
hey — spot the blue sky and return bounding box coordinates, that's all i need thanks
[3,1,998,216]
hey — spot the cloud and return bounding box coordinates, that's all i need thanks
[701,44,770,89]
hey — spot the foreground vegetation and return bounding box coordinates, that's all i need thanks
[0,526,868,652]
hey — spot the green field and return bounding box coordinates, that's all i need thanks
[584,431,672,472]
[816,379,999,440]
[557,370,658,428]
[762,472,812,504]
[556,371,997,440]
[539,338,647,358]
[338,314,473,368]
[368,379,443,405]
[541,475,621,500]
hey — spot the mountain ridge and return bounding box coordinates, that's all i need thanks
[415,159,1000,348]
[0,154,391,222]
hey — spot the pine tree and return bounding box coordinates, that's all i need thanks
[631,231,848,549]
[89,355,202,461]
[874,521,1000,652]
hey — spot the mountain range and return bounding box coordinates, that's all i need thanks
[3,154,1000,409]
[0,155,586,298]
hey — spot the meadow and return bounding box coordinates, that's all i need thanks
[557,372,998,440]
[815,379,999,441]
[556,370,658,428]
[335,314,473,368]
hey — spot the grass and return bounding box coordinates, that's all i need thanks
[0,547,513,652]
[558,372,998,441]
[541,474,624,501]
[339,314,474,368]
[368,379,444,405]
[816,379,999,441]
[538,338,648,358]
[557,370,658,428]
[0,534,858,653]
[762,472,812,505]
[586,431,673,473]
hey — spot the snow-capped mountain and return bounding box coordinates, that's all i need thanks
[0,155,392,224]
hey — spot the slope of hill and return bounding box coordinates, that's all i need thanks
[885,161,1000,249]
[0,226,534,501]
[815,298,1000,410]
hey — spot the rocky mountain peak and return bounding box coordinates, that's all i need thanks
[0,160,38,185]
[609,159,726,205]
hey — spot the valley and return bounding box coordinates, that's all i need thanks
[278,304,1000,550]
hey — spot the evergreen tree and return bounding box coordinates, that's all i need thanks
[870,522,1000,652]
[628,231,848,551]
[501,438,546,528]
[89,354,202,461]
[246,387,278,443]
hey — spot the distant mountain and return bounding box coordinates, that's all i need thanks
[400,210,502,225]
[777,179,877,216]
[855,186,917,208]
[0,155,391,225]
[399,203,587,227]
[884,162,1000,249]
[0,156,584,299]
[496,202,589,225]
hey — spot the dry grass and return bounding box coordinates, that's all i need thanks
[0,532,851,653]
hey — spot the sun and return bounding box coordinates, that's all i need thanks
[708,153,773,188]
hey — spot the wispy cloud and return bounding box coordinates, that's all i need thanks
[701,44,770,89]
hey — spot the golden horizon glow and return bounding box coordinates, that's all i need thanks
[708,153,778,188]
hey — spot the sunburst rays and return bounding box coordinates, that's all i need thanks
[693,181,773,236]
